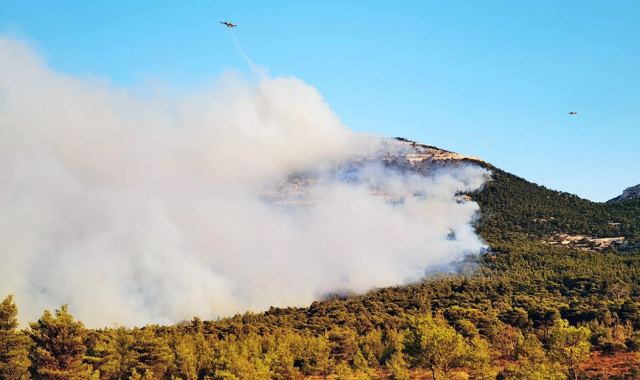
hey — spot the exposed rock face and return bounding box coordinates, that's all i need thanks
[609,184,640,202]
[260,138,487,207]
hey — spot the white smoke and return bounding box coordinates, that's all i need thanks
[0,37,488,326]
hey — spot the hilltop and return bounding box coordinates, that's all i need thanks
[386,138,640,249]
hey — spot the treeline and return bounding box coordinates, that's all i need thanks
[0,293,595,380]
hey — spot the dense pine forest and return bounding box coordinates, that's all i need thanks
[2,157,640,379]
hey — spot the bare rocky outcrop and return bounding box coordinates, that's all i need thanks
[609,183,640,202]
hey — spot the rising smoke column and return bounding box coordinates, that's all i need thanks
[0,37,488,326]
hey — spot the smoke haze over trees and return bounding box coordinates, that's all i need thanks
[0,37,488,326]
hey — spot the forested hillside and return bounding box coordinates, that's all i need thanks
[472,165,640,244]
[2,151,640,379]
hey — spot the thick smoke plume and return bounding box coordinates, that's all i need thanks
[0,37,488,326]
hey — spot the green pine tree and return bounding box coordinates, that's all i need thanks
[127,327,173,379]
[0,295,31,380]
[28,305,93,380]
[404,313,471,380]
[548,319,591,380]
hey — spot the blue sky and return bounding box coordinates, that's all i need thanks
[1,0,639,201]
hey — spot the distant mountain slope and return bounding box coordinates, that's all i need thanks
[472,167,640,246]
[389,138,640,247]
[609,183,640,203]
[265,137,639,249]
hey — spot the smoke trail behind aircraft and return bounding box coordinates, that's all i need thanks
[0,37,488,326]
[231,34,258,75]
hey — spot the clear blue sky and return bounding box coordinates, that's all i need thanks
[2,1,639,201]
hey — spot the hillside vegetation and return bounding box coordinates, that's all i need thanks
[2,155,640,379]
[474,167,640,245]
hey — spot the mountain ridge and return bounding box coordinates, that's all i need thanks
[389,137,639,249]
[609,183,640,203]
